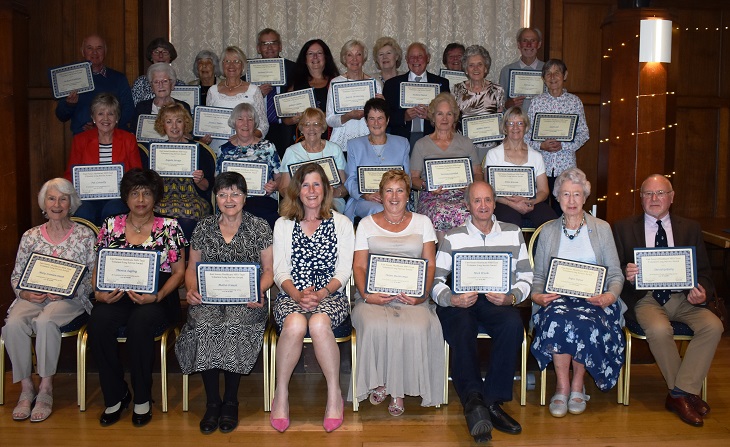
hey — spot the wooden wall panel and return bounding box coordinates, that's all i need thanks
[671,9,723,99]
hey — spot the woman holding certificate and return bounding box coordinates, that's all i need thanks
[351,169,443,416]
[530,168,625,418]
[175,172,273,435]
[483,106,556,228]
[134,63,191,125]
[131,38,185,105]
[3,178,96,422]
[87,168,186,427]
[270,163,354,433]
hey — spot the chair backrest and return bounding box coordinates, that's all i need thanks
[138,143,150,169]
[71,216,100,236]
[528,219,554,269]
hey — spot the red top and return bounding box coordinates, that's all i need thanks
[64,128,142,180]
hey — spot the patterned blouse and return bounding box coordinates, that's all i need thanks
[217,139,281,199]
[453,80,505,150]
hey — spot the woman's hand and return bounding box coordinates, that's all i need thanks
[127,290,159,305]
[540,139,562,153]
[504,195,532,214]
[486,292,512,306]
[297,286,321,312]
[395,292,425,306]
[362,192,382,203]
[247,291,266,309]
[586,292,616,309]
[19,290,49,304]
[192,169,209,190]
[264,178,278,195]
[531,292,561,307]
[186,288,203,306]
[452,292,478,308]
[343,110,364,123]
[95,289,124,304]
[624,263,638,284]
[199,134,213,145]
[430,185,446,196]
[362,292,396,305]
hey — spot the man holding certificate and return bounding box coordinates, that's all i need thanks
[613,174,722,427]
[432,181,532,442]
[498,27,544,113]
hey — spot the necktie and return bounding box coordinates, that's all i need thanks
[266,89,277,124]
[411,76,423,133]
[652,220,671,305]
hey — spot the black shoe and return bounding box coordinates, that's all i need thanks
[487,403,522,434]
[218,401,239,434]
[200,403,221,434]
[132,405,153,427]
[463,393,492,440]
[99,389,132,427]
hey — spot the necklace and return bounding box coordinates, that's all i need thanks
[383,212,406,225]
[129,214,152,233]
[368,135,387,162]
[562,213,585,240]
[224,78,242,91]
[302,139,323,156]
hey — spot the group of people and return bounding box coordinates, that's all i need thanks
[1,26,722,444]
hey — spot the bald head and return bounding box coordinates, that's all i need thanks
[81,35,107,69]
[640,174,674,220]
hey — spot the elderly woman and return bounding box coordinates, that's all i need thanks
[217,102,281,229]
[87,168,186,427]
[483,106,556,228]
[270,163,354,433]
[134,63,191,124]
[531,168,625,418]
[442,42,466,71]
[131,38,186,105]
[175,172,273,434]
[344,97,410,221]
[453,45,505,161]
[373,37,403,83]
[64,92,142,225]
[351,169,442,416]
[2,179,95,422]
[526,59,589,215]
[188,49,222,105]
[325,39,384,152]
[279,107,347,212]
[411,93,483,241]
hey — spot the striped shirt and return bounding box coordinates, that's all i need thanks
[98,143,113,164]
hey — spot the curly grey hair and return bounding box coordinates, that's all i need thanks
[461,45,492,73]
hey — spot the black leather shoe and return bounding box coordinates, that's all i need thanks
[487,403,522,434]
[199,403,221,434]
[132,407,153,427]
[218,401,239,434]
[463,393,492,441]
[99,389,132,427]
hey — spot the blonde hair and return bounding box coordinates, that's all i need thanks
[154,103,193,135]
[427,92,459,124]
[379,169,411,197]
[297,107,326,133]
[372,36,403,69]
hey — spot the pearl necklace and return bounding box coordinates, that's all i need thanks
[383,213,406,225]
[224,78,242,91]
[562,213,585,240]
[129,214,152,233]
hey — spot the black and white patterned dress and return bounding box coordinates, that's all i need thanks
[175,212,272,375]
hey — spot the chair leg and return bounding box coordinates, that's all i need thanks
[269,332,277,410]
[617,364,624,404]
[701,377,707,402]
[520,328,527,406]
[0,336,5,405]
[623,328,632,406]
[183,374,189,412]
[540,368,546,406]
[263,325,270,412]
[443,341,450,406]
[160,330,170,413]
[351,330,358,412]
[79,330,88,411]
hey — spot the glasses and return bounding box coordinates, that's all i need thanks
[259,40,280,46]
[302,122,321,128]
[640,190,673,199]
[506,121,525,127]
[152,49,170,56]
[223,59,243,65]
[216,192,244,200]
[152,79,170,86]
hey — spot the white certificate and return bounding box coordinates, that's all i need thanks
[357,165,403,194]
[487,166,536,197]
[423,157,473,191]
[72,164,124,200]
[462,113,503,143]
[452,252,512,294]
[49,62,95,98]
[150,143,198,177]
[220,161,269,196]
[287,157,341,186]
[18,253,87,297]
[170,86,200,109]
[96,248,160,294]
[246,58,286,86]
[545,258,607,298]
[399,82,440,108]
[193,106,234,138]
[197,263,260,304]
[135,114,166,143]
[508,69,546,98]
[366,254,428,298]
[531,113,579,142]
[331,79,377,114]
[439,69,468,89]
[274,88,316,117]
[634,247,697,290]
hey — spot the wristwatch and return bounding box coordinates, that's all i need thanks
[510,293,517,306]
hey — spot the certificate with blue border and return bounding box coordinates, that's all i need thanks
[452,252,512,294]
[508,69,546,98]
[439,69,467,88]
[193,106,234,139]
[399,82,440,108]
[462,113,504,143]
[331,79,376,114]
[18,253,87,297]
[96,248,160,294]
[531,113,579,142]
[220,161,269,196]
[49,62,95,98]
[274,88,316,117]
[170,85,201,109]
[136,114,166,143]
[288,157,341,186]
[634,247,697,290]
[72,164,124,200]
[545,258,607,298]
[357,165,402,194]
[150,143,198,178]
[197,262,260,304]
[246,58,286,86]
[366,254,428,298]
[487,166,536,198]
[424,157,473,191]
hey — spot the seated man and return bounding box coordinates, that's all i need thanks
[613,174,723,427]
[432,181,531,443]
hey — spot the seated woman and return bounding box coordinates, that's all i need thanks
[270,163,354,433]
[410,93,483,241]
[344,98,410,221]
[530,168,625,418]
[483,106,556,228]
[217,102,281,229]
[351,169,442,416]
[2,178,96,422]
[280,107,348,212]
[175,172,273,434]
[134,63,191,125]
[87,168,186,427]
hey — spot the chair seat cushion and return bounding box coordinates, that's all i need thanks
[625,318,695,337]
[59,312,90,333]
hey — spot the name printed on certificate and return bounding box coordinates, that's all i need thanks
[170,86,200,109]
[452,252,511,294]
[193,106,235,138]
[424,157,473,191]
[634,247,697,290]
[246,58,286,86]
[220,161,269,196]
[19,253,87,297]
[331,79,376,114]
[72,164,124,200]
[49,62,95,98]
[197,263,260,304]
[545,258,606,299]
[462,113,503,143]
[357,165,403,194]
[439,69,468,89]
[508,69,545,98]
[274,88,316,117]
[288,157,341,186]
[136,114,166,143]
[487,166,536,198]
[150,143,198,178]
[531,113,579,142]
[96,248,160,294]
[400,82,440,108]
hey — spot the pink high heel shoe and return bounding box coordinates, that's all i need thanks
[270,398,290,433]
[323,397,344,433]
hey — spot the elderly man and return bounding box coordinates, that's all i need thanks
[55,34,135,135]
[432,181,531,443]
[383,42,450,150]
[498,27,544,112]
[613,174,723,427]
[442,42,465,71]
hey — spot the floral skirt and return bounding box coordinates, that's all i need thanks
[416,189,469,232]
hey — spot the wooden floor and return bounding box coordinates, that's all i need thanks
[2,335,730,446]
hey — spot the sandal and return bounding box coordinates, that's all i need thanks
[369,386,387,406]
[12,391,36,421]
[30,391,53,423]
[388,397,405,417]
[549,393,568,418]
[568,391,590,415]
